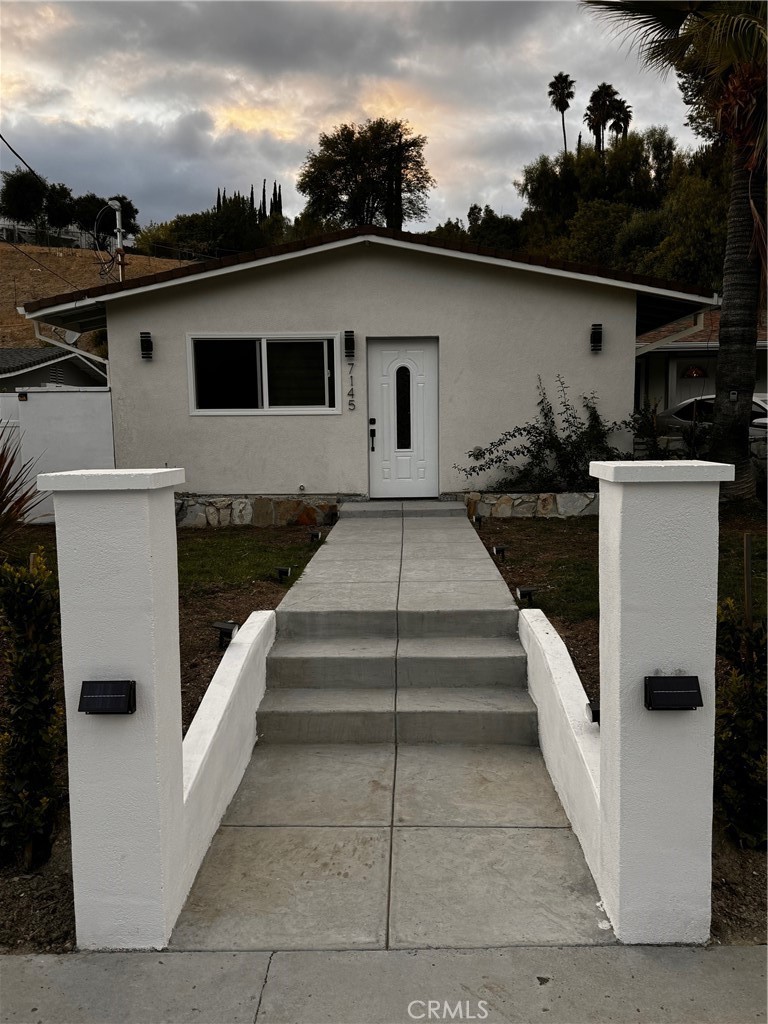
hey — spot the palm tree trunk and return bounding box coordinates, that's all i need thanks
[561,112,568,154]
[709,149,764,499]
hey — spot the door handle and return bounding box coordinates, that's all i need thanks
[369,428,376,452]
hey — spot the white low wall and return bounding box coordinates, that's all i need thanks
[518,610,601,884]
[180,611,276,912]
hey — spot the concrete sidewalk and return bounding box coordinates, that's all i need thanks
[2,945,765,1023]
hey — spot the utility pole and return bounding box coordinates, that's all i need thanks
[108,199,125,282]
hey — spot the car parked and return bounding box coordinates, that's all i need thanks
[656,395,768,439]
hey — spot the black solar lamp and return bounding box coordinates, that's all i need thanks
[515,585,536,605]
[212,620,240,650]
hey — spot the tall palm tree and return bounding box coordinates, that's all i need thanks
[548,72,576,153]
[584,82,619,154]
[609,97,633,141]
[582,0,767,498]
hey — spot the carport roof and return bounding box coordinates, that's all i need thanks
[18,227,717,336]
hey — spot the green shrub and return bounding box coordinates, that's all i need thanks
[455,375,629,492]
[0,550,62,869]
[714,598,767,849]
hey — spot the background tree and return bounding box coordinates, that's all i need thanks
[548,72,577,152]
[583,0,767,499]
[0,166,48,236]
[72,192,140,249]
[584,82,619,154]
[44,182,74,237]
[296,118,435,230]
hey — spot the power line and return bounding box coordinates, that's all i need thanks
[0,238,81,290]
[0,133,47,185]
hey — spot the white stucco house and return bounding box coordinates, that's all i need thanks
[19,228,715,516]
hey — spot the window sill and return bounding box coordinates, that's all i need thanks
[189,407,342,417]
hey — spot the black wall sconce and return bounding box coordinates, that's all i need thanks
[79,680,136,714]
[212,620,240,650]
[644,675,703,711]
[140,331,153,360]
[590,323,603,353]
[344,330,355,360]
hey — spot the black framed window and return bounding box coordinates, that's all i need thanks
[191,336,337,411]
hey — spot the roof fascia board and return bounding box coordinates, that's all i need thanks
[21,234,718,321]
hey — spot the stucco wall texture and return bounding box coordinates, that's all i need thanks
[107,244,637,495]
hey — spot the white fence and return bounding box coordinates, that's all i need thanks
[2,388,115,522]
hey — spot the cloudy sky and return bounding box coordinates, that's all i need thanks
[1,1,698,233]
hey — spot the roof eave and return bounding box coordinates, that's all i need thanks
[20,233,718,327]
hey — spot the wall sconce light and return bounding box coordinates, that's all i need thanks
[492,544,506,561]
[644,675,703,710]
[515,585,536,605]
[78,680,136,714]
[140,331,153,360]
[212,620,240,650]
[276,566,292,581]
[682,364,708,379]
[344,330,355,360]
[590,323,603,353]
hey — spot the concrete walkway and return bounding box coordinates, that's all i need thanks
[170,502,612,951]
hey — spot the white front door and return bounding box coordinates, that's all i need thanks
[367,338,439,498]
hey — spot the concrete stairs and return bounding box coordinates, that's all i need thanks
[259,501,538,746]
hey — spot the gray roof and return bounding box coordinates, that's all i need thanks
[0,348,67,372]
[0,347,106,381]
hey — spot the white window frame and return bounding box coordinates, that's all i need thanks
[187,332,342,416]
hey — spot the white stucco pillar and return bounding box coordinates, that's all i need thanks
[589,460,734,944]
[39,468,186,949]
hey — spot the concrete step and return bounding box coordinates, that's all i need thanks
[396,637,527,688]
[258,689,395,743]
[267,638,396,689]
[258,688,537,746]
[340,501,466,519]
[398,581,519,638]
[397,689,538,745]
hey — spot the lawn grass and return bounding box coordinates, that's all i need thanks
[479,500,766,626]
[0,523,322,594]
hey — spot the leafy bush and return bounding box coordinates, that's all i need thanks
[627,399,667,459]
[455,375,629,492]
[714,598,767,849]
[0,550,61,869]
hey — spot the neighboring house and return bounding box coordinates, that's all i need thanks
[19,228,715,502]
[0,347,108,392]
[636,308,768,411]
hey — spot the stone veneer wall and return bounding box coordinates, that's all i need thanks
[175,490,599,527]
[460,491,598,519]
[175,494,342,528]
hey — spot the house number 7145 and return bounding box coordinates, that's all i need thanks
[347,361,355,411]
